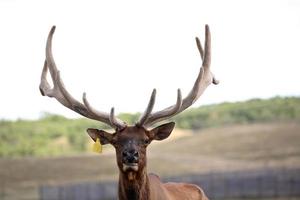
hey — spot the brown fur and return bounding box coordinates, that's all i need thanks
[88,124,209,200]
[118,171,208,200]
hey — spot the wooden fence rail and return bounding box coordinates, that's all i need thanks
[40,168,300,200]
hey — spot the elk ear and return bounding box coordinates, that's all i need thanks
[87,128,113,145]
[149,122,175,141]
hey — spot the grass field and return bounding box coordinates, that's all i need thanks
[0,121,299,199]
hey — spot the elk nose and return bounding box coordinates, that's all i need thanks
[122,149,139,164]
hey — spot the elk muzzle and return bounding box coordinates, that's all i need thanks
[122,149,139,172]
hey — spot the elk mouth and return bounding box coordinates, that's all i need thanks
[122,163,139,172]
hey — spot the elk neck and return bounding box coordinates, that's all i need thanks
[118,166,151,200]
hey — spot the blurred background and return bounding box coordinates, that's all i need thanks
[0,0,300,199]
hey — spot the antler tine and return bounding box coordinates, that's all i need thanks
[40,26,126,129]
[137,88,182,127]
[203,24,211,68]
[39,60,52,96]
[142,25,218,127]
[144,89,182,126]
[196,26,219,85]
[195,37,204,60]
[109,107,126,130]
[136,89,156,126]
[203,25,219,85]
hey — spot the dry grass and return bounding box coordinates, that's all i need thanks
[0,121,299,200]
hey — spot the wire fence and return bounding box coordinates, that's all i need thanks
[39,168,300,200]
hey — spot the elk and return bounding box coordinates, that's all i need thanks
[39,25,218,200]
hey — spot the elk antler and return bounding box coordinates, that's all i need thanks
[137,25,219,127]
[39,26,127,130]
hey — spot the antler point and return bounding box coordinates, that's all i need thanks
[177,88,182,95]
[111,107,115,113]
[213,77,220,85]
[152,88,157,95]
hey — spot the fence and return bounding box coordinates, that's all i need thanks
[40,168,300,200]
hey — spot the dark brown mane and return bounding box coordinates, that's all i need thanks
[119,169,150,200]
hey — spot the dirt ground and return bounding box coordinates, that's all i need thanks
[0,122,299,200]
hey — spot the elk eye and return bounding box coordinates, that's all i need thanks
[144,139,150,145]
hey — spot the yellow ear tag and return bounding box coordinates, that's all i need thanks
[92,138,102,153]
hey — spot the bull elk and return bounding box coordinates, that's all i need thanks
[39,25,218,200]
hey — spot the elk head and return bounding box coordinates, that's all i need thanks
[87,122,175,177]
[39,25,218,179]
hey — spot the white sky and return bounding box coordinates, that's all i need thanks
[0,0,299,120]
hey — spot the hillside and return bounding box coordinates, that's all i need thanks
[174,96,300,129]
[0,96,299,157]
